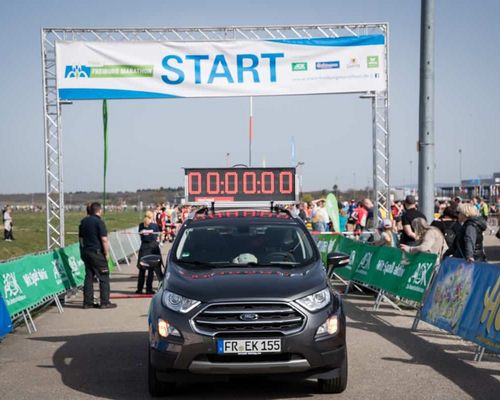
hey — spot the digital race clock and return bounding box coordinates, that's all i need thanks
[184,167,297,204]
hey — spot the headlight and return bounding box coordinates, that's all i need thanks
[296,288,331,312]
[162,290,200,313]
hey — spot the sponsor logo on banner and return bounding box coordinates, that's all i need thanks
[64,64,154,79]
[356,252,372,275]
[405,262,434,293]
[315,61,340,70]
[68,256,84,277]
[346,57,360,69]
[2,272,26,306]
[291,62,308,71]
[22,269,49,287]
[367,55,379,68]
[375,259,405,277]
[52,260,63,285]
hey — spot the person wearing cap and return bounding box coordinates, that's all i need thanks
[399,195,426,246]
[373,219,397,247]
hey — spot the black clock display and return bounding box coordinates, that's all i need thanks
[184,168,297,203]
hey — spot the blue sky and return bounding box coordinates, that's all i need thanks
[0,0,498,194]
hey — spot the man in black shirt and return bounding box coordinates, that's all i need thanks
[399,195,427,246]
[79,202,117,309]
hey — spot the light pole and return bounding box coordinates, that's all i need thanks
[226,153,230,167]
[458,148,463,190]
[295,161,304,197]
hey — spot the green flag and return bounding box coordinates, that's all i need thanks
[326,193,340,232]
[103,99,108,214]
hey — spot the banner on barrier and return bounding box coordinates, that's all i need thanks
[0,244,85,316]
[56,35,386,100]
[0,292,12,338]
[317,235,437,303]
[420,257,500,354]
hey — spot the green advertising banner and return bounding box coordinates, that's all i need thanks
[0,243,86,316]
[317,235,437,303]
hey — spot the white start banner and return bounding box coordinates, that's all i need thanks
[55,35,386,100]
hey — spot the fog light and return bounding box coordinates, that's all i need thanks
[158,319,169,337]
[158,319,181,338]
[316,315,339,337]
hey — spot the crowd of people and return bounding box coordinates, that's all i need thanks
[294,194,499,264]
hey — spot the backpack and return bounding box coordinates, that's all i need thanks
[443,226,457,248]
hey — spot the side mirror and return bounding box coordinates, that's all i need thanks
[139,254,162,270]
[327,252,350,269]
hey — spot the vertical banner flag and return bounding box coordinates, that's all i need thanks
[326,193,340,232]
[56,36,386,100]
[249,96,253,167]
[103,99,108,213]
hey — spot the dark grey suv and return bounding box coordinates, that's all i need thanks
[147,207,348,396]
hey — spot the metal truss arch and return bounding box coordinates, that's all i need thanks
[41,23,390,249]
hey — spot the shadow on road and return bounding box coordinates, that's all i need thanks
[345,301,500,399]
[31,332,318,400]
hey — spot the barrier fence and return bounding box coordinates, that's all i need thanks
[316,233,500,359]
[316,234,437,303]
[418,257,500,357]
[0,227,140,336]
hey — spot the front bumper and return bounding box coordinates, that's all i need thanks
[149,299,346,380]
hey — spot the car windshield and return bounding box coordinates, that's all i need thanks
[174,223,316,268]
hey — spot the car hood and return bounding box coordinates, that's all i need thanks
[164,261,327,303]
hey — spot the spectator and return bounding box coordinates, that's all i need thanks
[400,195,426,246]
[136,210,163,294]
[3,206,14,241]
[479,197,489,221]
[298,202,308,222]
[392,200,404,232]
[354,201,368,232]
[431,206,461,249]
[400,218,447,260]
[444,203,487,262]
[346,200,358,231]
[373,219,398,247]
[362,198,378,229]
[311,199,329,232]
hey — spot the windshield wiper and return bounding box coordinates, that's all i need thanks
[176,260,213,267]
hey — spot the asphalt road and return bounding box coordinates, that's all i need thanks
[1,242,499,400]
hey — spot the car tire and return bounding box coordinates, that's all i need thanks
[318,348,348,394]
[148,349,176,397]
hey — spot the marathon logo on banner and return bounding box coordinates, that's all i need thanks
[421,258,500,354]
[55,35,386,100]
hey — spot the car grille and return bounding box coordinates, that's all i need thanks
[192,302,306,336]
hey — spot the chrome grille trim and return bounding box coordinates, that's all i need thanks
[190,301,306,337]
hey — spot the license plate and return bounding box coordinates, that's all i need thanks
[217,339,281,355]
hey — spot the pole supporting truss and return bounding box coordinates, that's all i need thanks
[41,23,390,249]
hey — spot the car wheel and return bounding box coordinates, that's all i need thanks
[318,348,348,394]
[148,349,176,397]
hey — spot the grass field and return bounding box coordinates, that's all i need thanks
[0,211,142,262]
